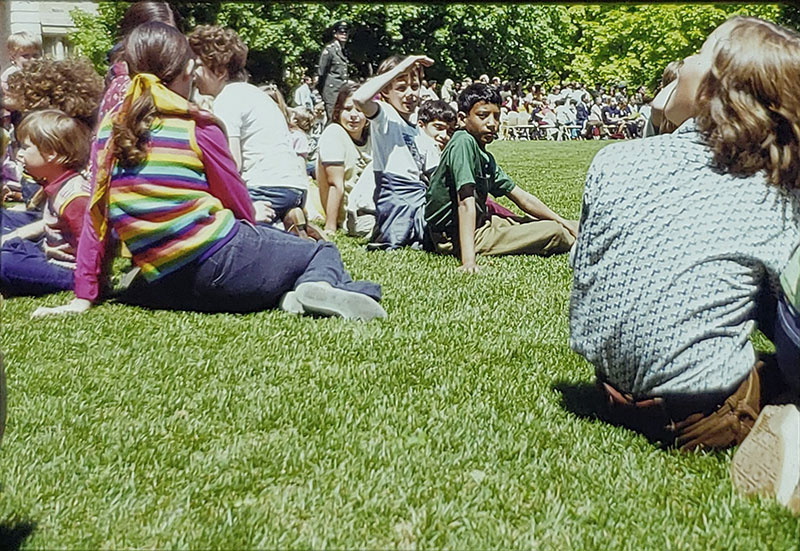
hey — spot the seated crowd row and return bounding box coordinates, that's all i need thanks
[406,75,654,140]
[0,6,579,313]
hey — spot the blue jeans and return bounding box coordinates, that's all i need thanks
[368,172,426,250]
[120,221,381,312]
[0,238,74,296]
[248,186,306,220]
[1,208,41,234]
[775,295,800,391]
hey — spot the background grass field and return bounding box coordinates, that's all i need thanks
[2,140,799,549]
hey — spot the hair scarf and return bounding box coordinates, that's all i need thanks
[89,72,220,241]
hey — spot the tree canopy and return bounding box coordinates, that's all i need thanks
[69,2,790,93]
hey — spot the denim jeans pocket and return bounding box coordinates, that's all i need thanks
[204,227,248,288]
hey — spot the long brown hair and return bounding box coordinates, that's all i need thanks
[113,22,193,168]
[695,17,800,190]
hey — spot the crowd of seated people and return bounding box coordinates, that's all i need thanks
[376,73,653,142]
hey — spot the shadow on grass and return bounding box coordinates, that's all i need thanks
[553,380,669,449]
[553,380,606,421]
[0,519,36,551]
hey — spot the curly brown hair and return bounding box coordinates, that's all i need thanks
[187,25,248,83]
[5,56,103,128]
[113,22,193,168]
[695,17,800,190]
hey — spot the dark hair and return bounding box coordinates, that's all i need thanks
[331,81,369,142]
[660,59,683,89]
[457,82,501,114]
[114,22,193,168]
[418,99,456,125]
[332,81,359,127]
[118,1,176,40]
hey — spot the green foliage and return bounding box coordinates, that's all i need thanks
[68,2,128,74]
[567,3,782,91]
[67,2,788,93]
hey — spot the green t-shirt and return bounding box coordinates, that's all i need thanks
[424,130,516,233]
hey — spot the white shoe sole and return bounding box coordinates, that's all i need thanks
[279,291,304,315]
[295,282,387,321]
[731,404,800,513]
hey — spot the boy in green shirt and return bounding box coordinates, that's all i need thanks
[424,83,577,273]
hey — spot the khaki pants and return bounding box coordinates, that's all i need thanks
[431,215,574,257]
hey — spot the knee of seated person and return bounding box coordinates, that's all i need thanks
[548,225,574,253]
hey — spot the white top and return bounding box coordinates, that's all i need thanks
[555,104,574,125]
[588,104,603,122]
[570,120,800,397]
[289,129,310,160]
[213,82,308,191]
[293,83,314,110]
[368,100,440,184]
[317,123,371,193]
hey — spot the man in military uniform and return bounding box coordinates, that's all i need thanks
[318,20,350,120]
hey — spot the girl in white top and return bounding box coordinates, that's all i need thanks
[316,82,373,235]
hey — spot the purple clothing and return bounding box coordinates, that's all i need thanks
[1,238,74,296]
[85,62,131,190]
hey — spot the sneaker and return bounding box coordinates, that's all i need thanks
[278,291,304,315]
[294,281,387,321]
[731,404,800,514]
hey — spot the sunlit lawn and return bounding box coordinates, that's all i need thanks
[1,139,798,549]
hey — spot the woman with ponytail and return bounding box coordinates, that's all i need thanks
[33,22,385,320]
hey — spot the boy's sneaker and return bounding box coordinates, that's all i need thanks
[279,291,305,315]
[294,281,386,321]
[731,404,800,514]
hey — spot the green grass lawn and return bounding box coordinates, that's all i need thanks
[2,140,799,549]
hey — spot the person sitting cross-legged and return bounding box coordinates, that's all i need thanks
[424,82,577,274]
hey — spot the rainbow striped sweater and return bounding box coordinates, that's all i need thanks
[97,115,237,281]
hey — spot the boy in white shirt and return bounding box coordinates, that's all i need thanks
[189,25,321,239]
[353,54,441,250]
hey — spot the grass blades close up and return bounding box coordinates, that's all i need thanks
[1,140,799,549]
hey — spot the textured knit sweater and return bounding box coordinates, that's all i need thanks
[570,120,800,397]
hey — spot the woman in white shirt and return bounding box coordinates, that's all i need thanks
[316,82,373,236]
